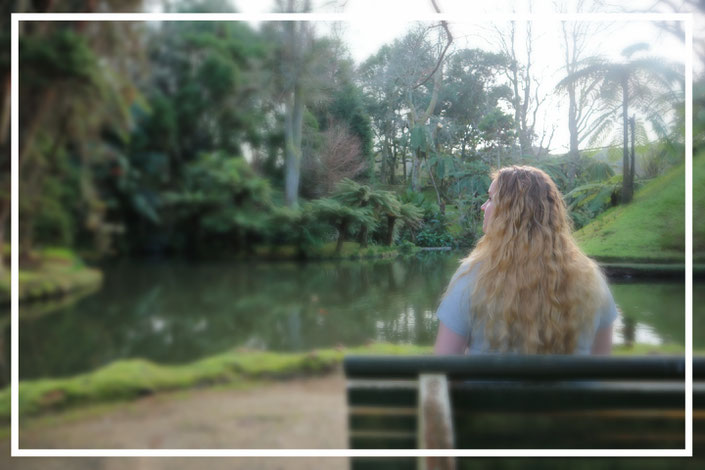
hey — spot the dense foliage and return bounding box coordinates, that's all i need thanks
[1,0,691,266]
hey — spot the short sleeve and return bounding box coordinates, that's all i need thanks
[597,281,619,330]
[436,266,474,338]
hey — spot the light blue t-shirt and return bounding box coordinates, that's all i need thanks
[436,263,618,355]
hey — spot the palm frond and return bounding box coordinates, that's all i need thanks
[555,62,610,91]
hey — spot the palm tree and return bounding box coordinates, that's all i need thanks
[393,203,424,246]
[556,43,683,203]
[307,198,376,255]
[331,178,424,247]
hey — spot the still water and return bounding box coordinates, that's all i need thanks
[1,251,697,384]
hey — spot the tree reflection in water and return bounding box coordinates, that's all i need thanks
[3,253,697,384]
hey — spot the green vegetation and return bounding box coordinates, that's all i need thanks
[612,343,688,355]
[0,343,431,422]
[557,43,683,204]
[0,341,694,426]
[253,241,415,260]
[0,3,699,446]
[574,153,703,262]
[0,247,102,304]
[0,2,693,267]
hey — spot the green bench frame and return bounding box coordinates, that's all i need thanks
[345,355,704,469]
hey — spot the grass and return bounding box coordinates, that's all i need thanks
[1,341,694,426]
[612,343,687,356]
[574,152,705,262]
[0,343,431,423]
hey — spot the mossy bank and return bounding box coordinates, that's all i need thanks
[0,247,103,305]
[0,341,691,427]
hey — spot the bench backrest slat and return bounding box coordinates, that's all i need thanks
[345,355,689,380]
[345,355,703,454]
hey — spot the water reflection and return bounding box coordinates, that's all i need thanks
[610,281,686,346]
[0,253,698,385]
[613,315,664,346]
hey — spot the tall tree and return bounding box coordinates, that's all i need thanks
[15,0,145,260]
[358,45,408,185]
[406,23,452,192]
[438,48,512,159]
[495,20,546,159]
[272,0,336,207]
[557,12,608,181]
[104,13,269,255]
[0,0,13,276]
[362,23,451,192]
[557,43,683,203]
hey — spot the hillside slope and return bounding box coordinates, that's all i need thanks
[574,152,704,262]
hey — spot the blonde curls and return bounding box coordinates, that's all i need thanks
[455,165,606,354]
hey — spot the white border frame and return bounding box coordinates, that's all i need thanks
[10,11,694,458]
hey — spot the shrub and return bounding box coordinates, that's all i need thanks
[415,214,453,247]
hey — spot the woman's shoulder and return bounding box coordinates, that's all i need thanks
[451,258,481,283]
[437,260,478,338]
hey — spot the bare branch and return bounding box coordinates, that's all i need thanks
[530,83,546,135]
[412,0,453,90]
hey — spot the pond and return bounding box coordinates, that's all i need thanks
[1,251,700,385]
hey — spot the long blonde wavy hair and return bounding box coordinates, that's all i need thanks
[452,165,606,354]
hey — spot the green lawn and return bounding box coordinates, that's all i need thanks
[574,152,704,262]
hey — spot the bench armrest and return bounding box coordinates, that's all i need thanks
[418,374,456,470]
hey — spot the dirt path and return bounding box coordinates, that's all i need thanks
[1,371,349,470]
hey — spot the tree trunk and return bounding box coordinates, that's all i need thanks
[386,215,396,246]
[411,148,423,192]
[383,137,392,185]
[0,75,9,276]
[284,83,304,207]
[282,7,307,208]
[0,75,9,146]
[0,198,8,277]
[20,87,57,170]
[390,140,397,185]
[402,152,407,184]
[335,220,348,255]
[358,224,369,248]
[503,21,541,160]
[20,125,65,261]
[621,78,632,204]
[408,58,443,193]
[630,115,636,193]
[16,83,58,258]
[567,82,580,182]
[427,157,445,214]
[510,53,524,157]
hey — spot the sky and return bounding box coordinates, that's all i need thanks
[224,0,693,154]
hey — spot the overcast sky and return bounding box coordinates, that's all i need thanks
[224,0,692,153]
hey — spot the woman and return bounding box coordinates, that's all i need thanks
[434,165,617,355]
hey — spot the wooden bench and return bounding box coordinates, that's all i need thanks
[345,355,704,469]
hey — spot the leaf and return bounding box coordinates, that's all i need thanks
[131,193,160,224]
